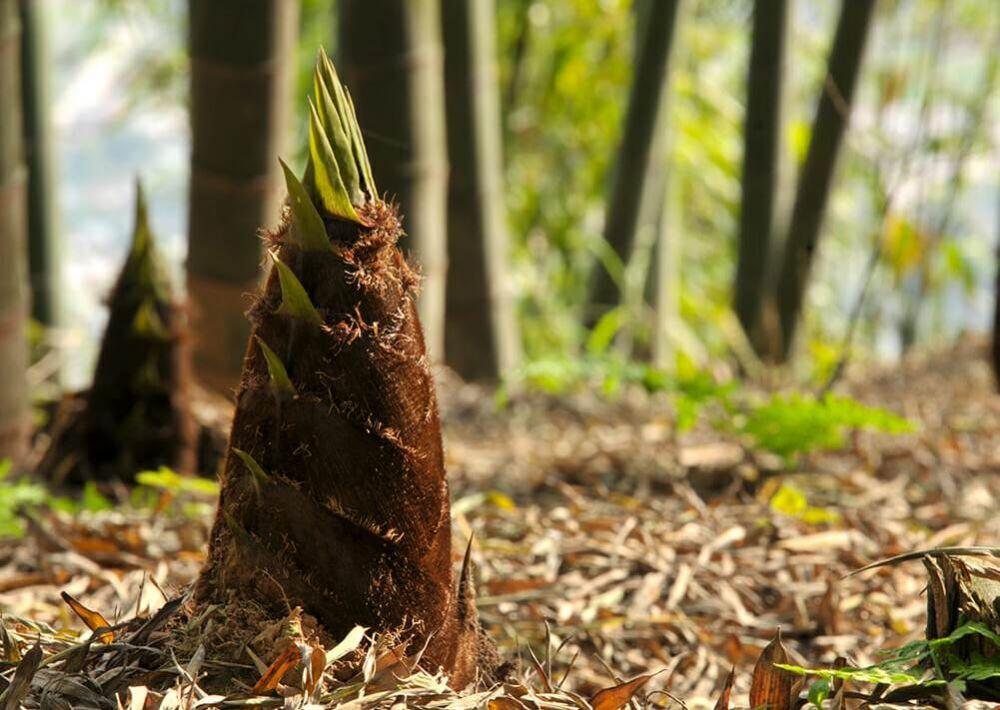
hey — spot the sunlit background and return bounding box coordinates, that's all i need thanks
[47,0,998,386]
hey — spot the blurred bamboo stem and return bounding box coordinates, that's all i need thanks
[339,0,449,362]
[773,0,876,361]
[0,0,31,464]
[19,0,57,328]
[443,0,521,380]
[589,0,681,323]
[186,0,298,394]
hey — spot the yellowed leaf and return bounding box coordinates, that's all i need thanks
[61,591,115,643]
[251,645,299,694]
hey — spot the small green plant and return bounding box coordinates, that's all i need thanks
[739,393,913,462]
[0,459,111,538]
[134,466,220,497]
[778,620,1000,693]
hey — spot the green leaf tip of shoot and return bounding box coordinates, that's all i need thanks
[126,176,169,300]
[232,448,271,492]
[307,98,363,224]
[299,49,377,224]
[279,159,331,252]
[255,336,296,395]
[269,251,323,326]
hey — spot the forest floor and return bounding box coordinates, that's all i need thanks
[2,337,1000,708]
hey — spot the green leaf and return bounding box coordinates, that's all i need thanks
[807,678,831,708]
[318,49,376,200]
[774,662,937,686]
[255,337,296,395]
[82,482,113,512]
[343,90,377,200]
[306,99,362,224]
[232,448,271,492]
[279,159,330,252]
[270,252,323,325]
[132,299,169,340]
[313,62,361,202]
[135,466,219,496]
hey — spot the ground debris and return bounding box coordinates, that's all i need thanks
[3,339,1000,706]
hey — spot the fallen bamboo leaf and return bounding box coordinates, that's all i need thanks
[713,666,735,710]
[0,619,20,662]
[487,698,526,710]
[325,625,367,665]
[749,629,794,710]
[304,644,326,695]
[60,591,115,643]
[251,645,300,695]
[0,642,42,710]
[590,674,654,710]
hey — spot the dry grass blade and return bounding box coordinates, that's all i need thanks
[713,667,735,710]
[590,673,654,710]
[749,629,793,710]
[250,645,299,694]
[847,546,1000,577]
[0,620,19,663]
[0,642,42,710]
[60,591,115,643]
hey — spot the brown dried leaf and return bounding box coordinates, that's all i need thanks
[749,629,794,710]
[304,644,326,695]
[487,698,526,710]
[590,674,654,710]
[0,642,42,710]
[251,645,299,694]
[713,666,735,710]
[60,591,114,643]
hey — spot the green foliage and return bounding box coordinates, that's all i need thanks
[300,50,376,225]
[807,678,832,708]
[0,461,114,539]
[134,465,219,497]
[508,359,912,463]
[778,620,1000,691]
[741,394,913,462]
